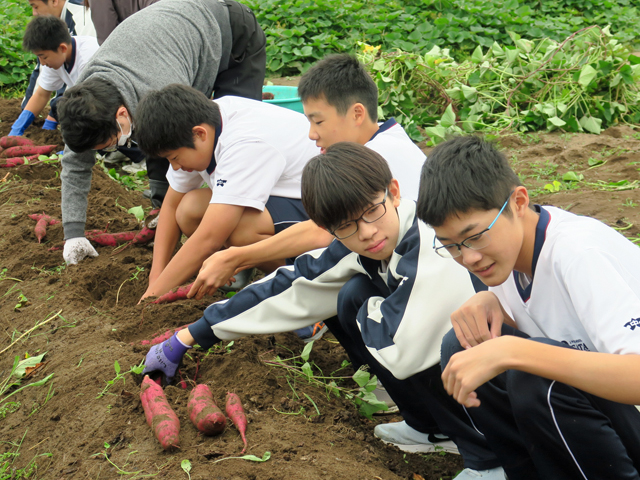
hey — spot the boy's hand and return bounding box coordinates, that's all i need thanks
[442,336,517,408]
[63,237,99,265]
[187,248,247,300]
[9,110,35,137]
[450,291,504,349]
[142,332,192,384]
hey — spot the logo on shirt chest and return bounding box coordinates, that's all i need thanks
[624,318,640,331]
[560,339,590,351]
[216,179,227,187]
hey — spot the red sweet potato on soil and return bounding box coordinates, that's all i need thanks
[0,136,34,149]
[34,217,48,243]
[0,155,38,167]
[0,145,57,158]
[188,384,226,435]
[140,375,180,450]
[89,231,136,246]
[225,392,248,453]
[131,226,155,244]
[152,283,193,304]
[28,213,60,225]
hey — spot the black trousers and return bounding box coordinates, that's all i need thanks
[326,274,500,470]
[441,325,640,479]
[213,0,267,101]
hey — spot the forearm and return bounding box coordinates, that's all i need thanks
[61,147,95,239]
[503,336,640,404]
[23,87,52,118]
[148,232,224,297]
[147,218,182,288]
[228,220,333,268]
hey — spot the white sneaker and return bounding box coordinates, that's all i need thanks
[374,420,460,454]
[371,381,399,414]
[454,467,506,479]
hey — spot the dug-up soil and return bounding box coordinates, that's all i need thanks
[1,96,640,480]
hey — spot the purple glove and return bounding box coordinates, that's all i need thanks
[142,332,191,383]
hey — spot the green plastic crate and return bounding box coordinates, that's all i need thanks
[262,85,304,114]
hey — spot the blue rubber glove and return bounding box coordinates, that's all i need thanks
[142,332,191,383]
[42,119,58,130]
[9,110,35,137]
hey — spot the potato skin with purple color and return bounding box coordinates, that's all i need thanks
[188,384,226,435]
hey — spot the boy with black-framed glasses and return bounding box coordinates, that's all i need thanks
[418,135,640,480]
[142,142,505,480]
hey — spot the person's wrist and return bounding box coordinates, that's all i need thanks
[176,328,196,347]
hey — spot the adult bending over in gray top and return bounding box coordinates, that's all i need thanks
[57,0,266,266]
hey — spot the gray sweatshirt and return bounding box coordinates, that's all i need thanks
[61,0,232,239]
[89,0,160,45]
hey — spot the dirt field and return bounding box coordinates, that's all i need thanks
[1,96,639,479]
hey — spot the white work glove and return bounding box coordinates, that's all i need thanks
[63,237,99,265]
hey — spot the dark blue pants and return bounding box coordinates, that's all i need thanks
[441,325,640,479]
[326,274,500,470]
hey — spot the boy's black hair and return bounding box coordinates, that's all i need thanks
[417,135,522,227]
[23,16,72,53]
[135,84,222,157]
[58,77,125,153]
[298,54,378,123]
[302,142,392,231]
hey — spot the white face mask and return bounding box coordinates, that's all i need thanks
[117,114,133,147]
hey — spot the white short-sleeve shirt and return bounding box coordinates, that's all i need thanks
[37,36,99,92]
[167,96,320,210]
[491,206,640,356]
[366,119,425,202]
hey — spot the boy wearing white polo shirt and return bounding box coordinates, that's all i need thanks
[134,84,319,300]
[418,135,640,480]
[189,54,427,297]
[10,16,98,136]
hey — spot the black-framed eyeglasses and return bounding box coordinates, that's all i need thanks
[330,189,388,240]
[433,190,514,259]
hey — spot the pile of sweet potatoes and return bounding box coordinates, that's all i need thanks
[0,136,58,168]
[140,376,248,452]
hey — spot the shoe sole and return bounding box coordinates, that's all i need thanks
[372,405,400,415]
[377,438,460,455]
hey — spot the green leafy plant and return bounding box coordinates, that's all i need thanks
[359,26,640,141]
[96,360,145,399]
[0,0,35,89]
[262,341,388,419]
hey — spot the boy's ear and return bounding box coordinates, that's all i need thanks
[388,179,401,207]
[115,105,129,119]
[352,103,366,126]
[58,43,68,55]
[192,125,208,142]
[513,186,530,217]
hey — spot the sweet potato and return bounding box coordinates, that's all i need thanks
[225,392,248,453]
[152,283,194,304]
[0,155,38,168]
[1,145,57,158]
[28,213,60,225]
[0,136,34,149]
[89,231,136,246]
[140,375,180,450]
[187,384,226,435]
[34,217,48,243]
[131,226,156,244]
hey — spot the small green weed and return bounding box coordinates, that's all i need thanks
[96,360,145,399]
